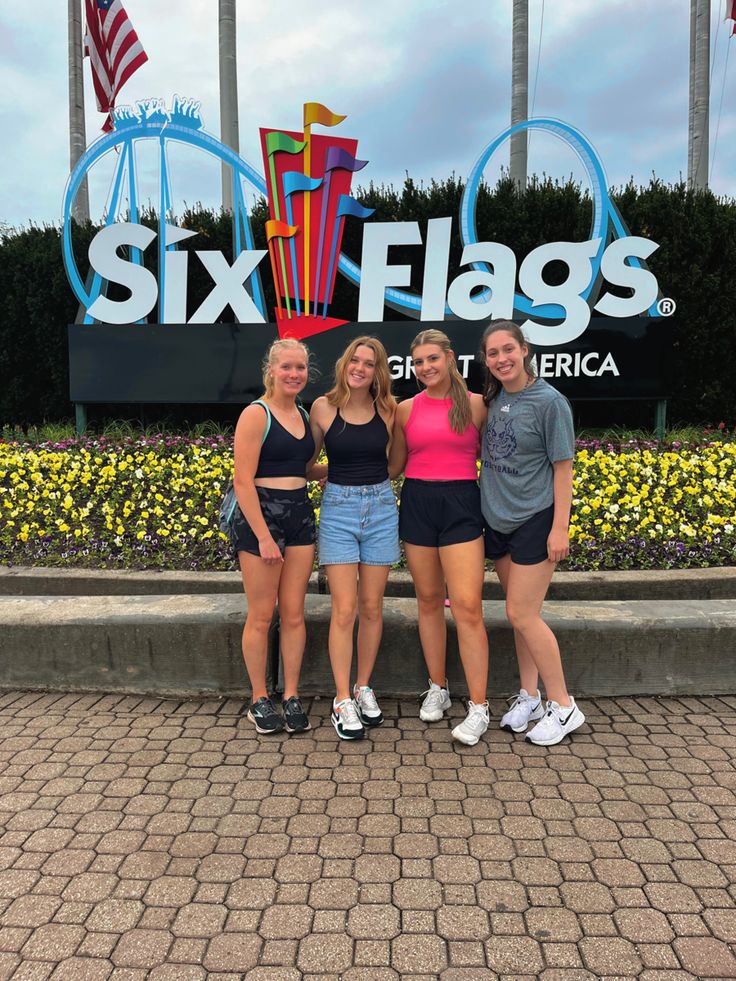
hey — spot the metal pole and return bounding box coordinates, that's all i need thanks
[68,0,90,222]
[510,0,529,191]
[689,0,710,189]
[687,0,696,182]
[218,0,240,213]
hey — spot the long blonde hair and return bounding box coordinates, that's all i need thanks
[326,336,396,416]
[410,329,470,434]
[261,338,311,399]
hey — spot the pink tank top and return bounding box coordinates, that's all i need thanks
[404,390,480,480]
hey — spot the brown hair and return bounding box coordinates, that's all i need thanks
[410,328,470,434]
[261,338,312,399]
[479,320,536,405]
[325,336,397,416]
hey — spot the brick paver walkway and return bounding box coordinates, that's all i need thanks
[0,691,733,980]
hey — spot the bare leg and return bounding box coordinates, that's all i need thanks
[405,543,446,686]
[355,564,391,688]
[440,537,488,704]
[494,554,539,695]
[277,544,315,699]
[239,551,282,701]
[325,563,359,702]
[505,559,571,706]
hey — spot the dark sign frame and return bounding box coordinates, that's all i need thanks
[69,316,670,405]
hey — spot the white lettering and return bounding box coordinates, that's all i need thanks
[446,242,516,321]
[529,351,620,378]
[598,352,620,375]
[420,217,452,320]
[557,352,573,376]
[456,354,473,378]
[358,221,422,322]
[519,239,601,345]
[189,250,267,324]
[162,225,197,322]
[594,237,660,318]
[581,353,599,376]
[87,223,158,323]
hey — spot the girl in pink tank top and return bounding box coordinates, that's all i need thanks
[389,329,490,746]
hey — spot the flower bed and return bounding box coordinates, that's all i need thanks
[1,435,735,571]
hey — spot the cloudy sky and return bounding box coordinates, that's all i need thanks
[1,0,734,230]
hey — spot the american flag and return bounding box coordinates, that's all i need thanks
[85,0,148,131]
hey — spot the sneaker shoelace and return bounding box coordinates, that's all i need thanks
[420,686,447,710]
[356,687,379,712]
[464,701,490,732]
[255,697,277,717]
[335,698,362,727]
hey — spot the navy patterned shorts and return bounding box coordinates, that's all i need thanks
[231,486,316,556]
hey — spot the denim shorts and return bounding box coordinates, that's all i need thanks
[318,480,400,566]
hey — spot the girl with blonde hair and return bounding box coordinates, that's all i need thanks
[390,329,490,745]
[310,336,399,740]
[230,337,316,735]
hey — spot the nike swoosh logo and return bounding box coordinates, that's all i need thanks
[560,709,576,726]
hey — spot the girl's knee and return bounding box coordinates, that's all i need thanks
[506,600,537,632]
[332,601,358,631]
[358,598,382,623]
[416,590,445,614]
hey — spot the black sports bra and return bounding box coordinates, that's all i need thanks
[253,400,315,479]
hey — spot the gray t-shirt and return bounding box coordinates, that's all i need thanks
[480,379,574,534]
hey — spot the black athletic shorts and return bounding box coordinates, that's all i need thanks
[231,486,315,556]
[399,478,483,548]
[484,504,555,565]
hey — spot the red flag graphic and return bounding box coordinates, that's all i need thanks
[85,0,148,132]
[728,1,736,35]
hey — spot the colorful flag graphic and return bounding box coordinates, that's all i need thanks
[303,103,347,129]
[84,0,147,132]
[260,110,371,338]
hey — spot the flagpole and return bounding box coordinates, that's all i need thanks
[688,0,710,189]
[68,0,90,222]
[510,0,528,191]
[219,0,240,212]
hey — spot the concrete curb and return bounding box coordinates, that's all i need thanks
[1,593,734,698]
[2,565,736,599]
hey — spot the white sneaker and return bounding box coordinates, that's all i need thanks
[526,698,585,746]
[353,685,384,727]
[452,701,490,746]
[331,698,365,740]
[419,679,451,722]
[500,688,544,733]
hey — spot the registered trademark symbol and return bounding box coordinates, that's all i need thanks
[657,297,676,316]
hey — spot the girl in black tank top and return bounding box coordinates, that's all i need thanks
[323,408,389,485]
[232,339,318,738]
[309,338,399,741]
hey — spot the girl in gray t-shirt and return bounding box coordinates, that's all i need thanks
[479,320,585,747]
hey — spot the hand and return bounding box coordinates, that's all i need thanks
[547,526,570,564]
[258,536,283,564]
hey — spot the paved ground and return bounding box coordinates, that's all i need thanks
[0,691,734,981]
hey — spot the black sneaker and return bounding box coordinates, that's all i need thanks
[246,696,284,734]
[282,696,311,733]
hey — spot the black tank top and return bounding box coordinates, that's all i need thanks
[255,402,315,478]
[324,409,389,485]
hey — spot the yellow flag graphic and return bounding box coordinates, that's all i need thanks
[303,102,346,128]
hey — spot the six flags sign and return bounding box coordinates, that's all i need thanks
[63,100,674,401]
